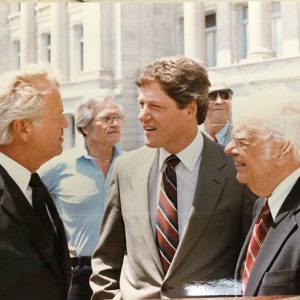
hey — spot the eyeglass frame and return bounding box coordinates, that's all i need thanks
[231,133,283,149]
[93,114,124,125]
[208,89,233,101]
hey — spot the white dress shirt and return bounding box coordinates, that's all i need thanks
[0,152,33,204]
[268,167,300,219]
[149,129,203,239]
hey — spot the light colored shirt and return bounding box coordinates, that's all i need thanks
[149,129,203,239]
[0,152,33,204]
[199,123,230,146]
[268,167,300,219]
[38,143,122,256]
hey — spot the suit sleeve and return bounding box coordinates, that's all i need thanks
[90,161,126,300]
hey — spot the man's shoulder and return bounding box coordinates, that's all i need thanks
[118,146,157,161]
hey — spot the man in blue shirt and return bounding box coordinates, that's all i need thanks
[39,95,124,300]
[200,71,233,146]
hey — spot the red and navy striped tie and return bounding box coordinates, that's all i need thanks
[156,155,180,274]
[242,198,273,294]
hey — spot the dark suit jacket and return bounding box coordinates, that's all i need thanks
[0,165,71,300]
[91,135,256,299]
[235,177,300,296]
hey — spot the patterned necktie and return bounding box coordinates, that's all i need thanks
[29,173,56,241]
[210,134,218,143]
[242,199,273,294]
[156,155,180,274]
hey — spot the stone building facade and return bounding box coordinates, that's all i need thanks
[0,1,299,150]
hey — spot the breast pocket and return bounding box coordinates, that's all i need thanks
[261,267,300,295]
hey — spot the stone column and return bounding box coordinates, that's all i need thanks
[51,3,68,79]
[247,0,274,60]
[216,2,232,66]
[20,3,36,67]
[82,3,102,79]
[281,1,300,56]
[0,4,10,70]
[183,2,205,63]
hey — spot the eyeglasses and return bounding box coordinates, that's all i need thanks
[208,89,233,101]
[94,114,124,125]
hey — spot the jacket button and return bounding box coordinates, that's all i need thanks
[162,286,174,293]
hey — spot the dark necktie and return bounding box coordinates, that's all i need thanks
[242,199,273,294]
[29,173,56,241]
[156,155,180,274]
[210,134,218,143]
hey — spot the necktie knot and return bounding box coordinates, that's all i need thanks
[165,155,180,168]
[29,173,42,188]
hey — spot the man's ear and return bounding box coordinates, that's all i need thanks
[82,126,90,135]
[186,101,197,117]
[11,119,32,142]
[276,142,292,165]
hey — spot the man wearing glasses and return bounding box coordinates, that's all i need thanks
[39,95,124,300]
[225,86,300,296]
[200,71,233,146]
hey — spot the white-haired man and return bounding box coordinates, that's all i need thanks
[0,66,71,300]
[225,86,300,296]
[39,95,124,300]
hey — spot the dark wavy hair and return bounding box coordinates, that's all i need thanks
[135,56,210,125]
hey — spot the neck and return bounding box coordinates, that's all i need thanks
[0,144,40,172]
[86,140,114,163]
[204,122,226,136]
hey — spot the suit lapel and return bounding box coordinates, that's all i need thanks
[0,165,63,280]
[245,179,300,295]
[168,136,228,275]
[129,148,164,274]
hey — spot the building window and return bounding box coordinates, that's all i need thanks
[272,2,282,56]
[11,3,21,13]
[12,40,20,70]
[75,24,84,72]
[205,13,216,67]
[177,17,184,55]
[241,5,249,59]
[63,114,75,150]
[42,33,51,63]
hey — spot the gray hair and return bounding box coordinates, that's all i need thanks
[0,64,60,145]
[75,95,122,136]
[232,85,300,162]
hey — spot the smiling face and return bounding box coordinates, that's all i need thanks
[225,126,285,197]
[138,81,198,154]
[84,99,123,147]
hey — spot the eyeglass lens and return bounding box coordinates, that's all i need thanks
[208,90,232,101]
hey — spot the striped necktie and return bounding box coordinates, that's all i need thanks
[156,155,180,274]
[242,199,273,294]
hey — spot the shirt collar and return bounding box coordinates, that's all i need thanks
[199,123,229,144]
[268,167,300,219]
[215,123,229,142]
[159,129,203,172]
[0,152,32,194]
[79,142,122,160]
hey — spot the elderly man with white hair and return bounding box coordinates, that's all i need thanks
[225,86,300,296]
[200,71,233,146]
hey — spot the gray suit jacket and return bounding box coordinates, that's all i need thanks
[235,177,300,296]
[91,135,255,299]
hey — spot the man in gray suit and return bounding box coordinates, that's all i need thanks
[225,86,300,296]
[200,71,233,146]
[90,56,255,299]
